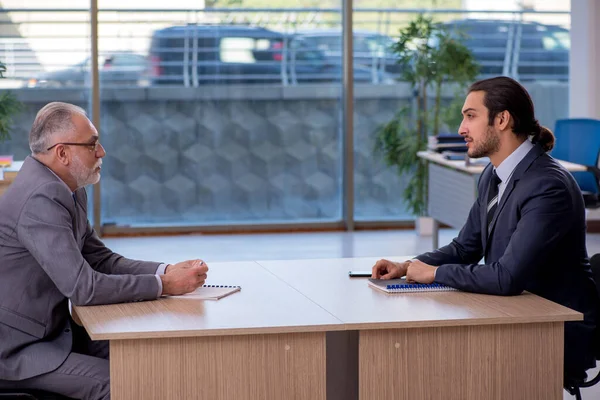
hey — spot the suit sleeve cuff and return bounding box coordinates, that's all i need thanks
[433,265,443,282]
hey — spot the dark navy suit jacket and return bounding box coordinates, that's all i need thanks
[417,143,599,380]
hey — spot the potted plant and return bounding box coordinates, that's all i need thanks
[374,14,479,231]
[0,60,22,144]
[0,60,23,183]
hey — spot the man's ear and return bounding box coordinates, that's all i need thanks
[496,110,511,131]
[56,146,70,166]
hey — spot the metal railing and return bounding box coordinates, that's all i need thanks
[0,7,570,88]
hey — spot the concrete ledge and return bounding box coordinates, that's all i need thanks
[8,81,569,104]
[282,85,341,100]
[14,88,90,103]
[196,84,283,100]
[101,88,147,102]
[146,87,197,101]
[9,84,416,103]
[355,82,412,99]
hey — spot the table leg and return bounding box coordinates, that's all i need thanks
[326,331,358,400]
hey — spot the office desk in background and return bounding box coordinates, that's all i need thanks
[74,256,581,400]
[0,161,23,196]
[417,151,587,249]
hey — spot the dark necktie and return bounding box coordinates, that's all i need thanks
[486,170,502,233]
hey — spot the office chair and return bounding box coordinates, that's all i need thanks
[565,253,600,399]
[551,118,600,209]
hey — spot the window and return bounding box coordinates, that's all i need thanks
[98,6,344,228]
[220,37,258,64]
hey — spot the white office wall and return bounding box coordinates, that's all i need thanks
[570,0,600,221]
[570,0,600,119]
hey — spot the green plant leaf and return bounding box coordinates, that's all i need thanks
[0,60,23,142]
[375,14,479,216]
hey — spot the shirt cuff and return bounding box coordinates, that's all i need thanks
[155,263,168,298]
[156,263,168,275]
[155,275,163,298]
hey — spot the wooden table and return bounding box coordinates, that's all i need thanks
[257,256,582,400]
[74,261,343,400]
[417,151,587,249]
[75,256,582,400]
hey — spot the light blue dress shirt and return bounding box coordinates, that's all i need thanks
[494,139,534,202]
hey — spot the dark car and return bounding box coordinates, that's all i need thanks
[442,19,569,81]
[148,25,391,86]
[295,29,401,77]
[27,52,150,88]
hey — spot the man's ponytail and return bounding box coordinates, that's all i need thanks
[531,120,555,152]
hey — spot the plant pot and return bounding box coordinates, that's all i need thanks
[415,216,434,236]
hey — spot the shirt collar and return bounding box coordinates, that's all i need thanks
[495,139,535,183]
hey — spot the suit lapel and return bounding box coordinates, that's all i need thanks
[483,143,545,255]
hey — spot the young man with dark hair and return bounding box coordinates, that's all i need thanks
[373,76,599,384]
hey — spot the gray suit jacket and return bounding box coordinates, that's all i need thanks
[0,156,161,381]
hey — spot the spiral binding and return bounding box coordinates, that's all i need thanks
[385,283,456,292]
[202,284,240,288]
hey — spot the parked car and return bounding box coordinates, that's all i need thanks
[442,19,569,81]
[27,52,150,88]
[295,29,401,76]
[148,25,391,86]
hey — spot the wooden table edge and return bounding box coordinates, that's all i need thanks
[83,322,346,341]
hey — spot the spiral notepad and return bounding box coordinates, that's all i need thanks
[169,284,241,300]
[368,278,456,293]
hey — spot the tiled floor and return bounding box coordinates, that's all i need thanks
[103,228,600,400]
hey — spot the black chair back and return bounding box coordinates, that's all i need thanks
[590,254,600,293]
[591,254,600,359]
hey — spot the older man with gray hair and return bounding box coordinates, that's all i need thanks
[0,102,209,400]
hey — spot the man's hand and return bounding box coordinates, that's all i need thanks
[405,259,438,284]
[160,259,208,296]
[372,259,409,279]
[165,259,207,275]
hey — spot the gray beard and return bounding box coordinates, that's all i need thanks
[71,155,100,188]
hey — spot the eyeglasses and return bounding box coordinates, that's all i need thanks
[46,141,102,153]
